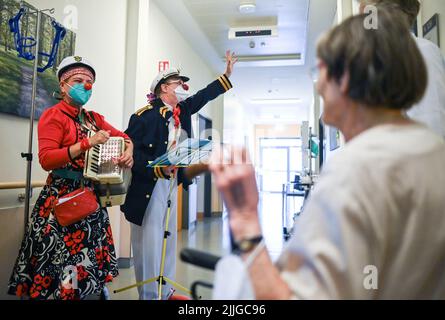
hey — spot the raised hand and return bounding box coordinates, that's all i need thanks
[89,130,111,147]
[224,50,238,78]
[209,146,261,241]
[117,140,134,168]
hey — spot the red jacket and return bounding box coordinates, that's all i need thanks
[38,101,130,171]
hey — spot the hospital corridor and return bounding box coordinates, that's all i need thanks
[0,0,445,308]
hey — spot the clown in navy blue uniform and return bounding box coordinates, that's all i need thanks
[121,51,237,299]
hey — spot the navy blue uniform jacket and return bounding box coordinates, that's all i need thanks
[121,75,233,226]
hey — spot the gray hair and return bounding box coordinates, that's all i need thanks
[317,7,426,110]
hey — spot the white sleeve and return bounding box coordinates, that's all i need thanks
[277,168,380,299]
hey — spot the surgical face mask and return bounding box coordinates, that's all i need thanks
[174,86,190,103]
[66,83,93,106]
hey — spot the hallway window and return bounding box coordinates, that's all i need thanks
[259,138,302,193]
[257,138,302,252]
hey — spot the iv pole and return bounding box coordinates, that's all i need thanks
[20,7,55,233]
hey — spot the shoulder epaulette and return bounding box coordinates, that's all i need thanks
[135,104,153,116]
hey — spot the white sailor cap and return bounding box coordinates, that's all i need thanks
[57,56,96,81]
[150,68,190,93]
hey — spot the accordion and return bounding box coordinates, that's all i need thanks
[83,135,131,207]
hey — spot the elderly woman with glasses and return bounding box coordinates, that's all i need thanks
[210,9,445,299]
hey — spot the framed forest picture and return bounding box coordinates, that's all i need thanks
[0,0,76,119]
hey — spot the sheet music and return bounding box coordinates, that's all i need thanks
[148,138,212,168]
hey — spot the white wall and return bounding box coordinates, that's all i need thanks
[336,0,353,23]
[223,95,251,146]
[26,0,128,129]
[123,0,152,129]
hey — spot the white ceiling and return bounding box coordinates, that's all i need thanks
[228,65,312,124]
[182,0,309,64]
[153,0,337,124]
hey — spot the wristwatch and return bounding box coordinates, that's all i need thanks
[234,235,263,253]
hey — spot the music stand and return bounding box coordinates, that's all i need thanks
[113,139,212,300]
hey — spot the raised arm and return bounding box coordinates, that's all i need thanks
[185,50,238,115]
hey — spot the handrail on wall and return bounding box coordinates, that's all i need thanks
[0,181,45,190]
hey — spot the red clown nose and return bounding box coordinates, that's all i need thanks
[84,83,93,91]
[182,83,189,91]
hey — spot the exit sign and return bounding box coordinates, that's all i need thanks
[158,61,170,72]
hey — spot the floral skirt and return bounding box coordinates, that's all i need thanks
[8,174,118,300]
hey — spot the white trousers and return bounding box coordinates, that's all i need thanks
[130,178,177,300]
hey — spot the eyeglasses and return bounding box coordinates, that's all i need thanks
[309,66,319,83]
[166,80,184,86]
[309,60,325,83]
[165,80,189,91]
